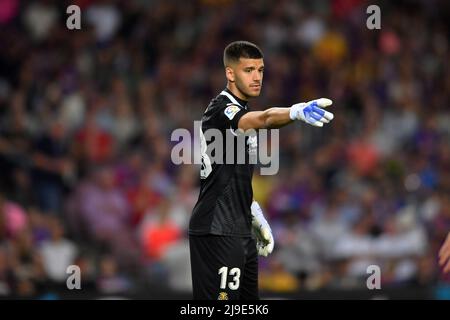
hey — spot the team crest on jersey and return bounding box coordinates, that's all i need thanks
[224,105,240,120]
[218,292,229,300]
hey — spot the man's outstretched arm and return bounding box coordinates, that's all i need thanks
[238,98,334,130]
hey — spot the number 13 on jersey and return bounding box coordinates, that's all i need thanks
[218,266,241,290]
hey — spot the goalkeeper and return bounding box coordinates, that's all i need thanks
[189,41,334,300]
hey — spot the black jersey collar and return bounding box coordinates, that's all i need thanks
[223,88,248,109]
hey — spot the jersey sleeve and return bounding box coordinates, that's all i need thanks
[215,103,248,130]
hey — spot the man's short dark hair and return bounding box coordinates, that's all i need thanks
[223,41,263,67]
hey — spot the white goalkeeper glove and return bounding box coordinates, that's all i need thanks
[251,200,274,257]
[290,98,334,127]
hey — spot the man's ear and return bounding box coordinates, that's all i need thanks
[225,66,235,83]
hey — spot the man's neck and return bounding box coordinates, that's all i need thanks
[226,84,249,102]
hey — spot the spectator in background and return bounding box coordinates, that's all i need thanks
[346,131,380,178]
[10,166,36,208]
[59,90,86,135]
[72,252,97,293]
[7,226,44,297]
[110,78,140,150]
[22,0,59,42]
[259,259,300,293]
[276,212,321,279]
[0,0,19,25]
[311,202,348,259]
[0,192,28,239]
[124,164,163,227]
[0,92,33,193]
[39,218,78,283]
[32,120,74,214]
[115,150,145,191]
[73,165,139,269]
[0,247,13,296]
[139,198,181,262]
[439,232,450,274]
[113,99,139,149]
[27,207,51,247]
[86,0,122,43]
[96,254,132,296]
[160,238,192,293]
[167,166,198,231]
[74,107,115,170]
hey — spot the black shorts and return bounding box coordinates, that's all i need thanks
[189,234,259,300]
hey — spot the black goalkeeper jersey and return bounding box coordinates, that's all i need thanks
[189,88,257,237]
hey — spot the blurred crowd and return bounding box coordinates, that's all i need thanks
[0,0,449,298]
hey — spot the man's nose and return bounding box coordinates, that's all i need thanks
[253,71,261,82]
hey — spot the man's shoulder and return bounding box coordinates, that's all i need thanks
[202,94,228,122]
[206,93,229,111]
[205,92,246,117]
